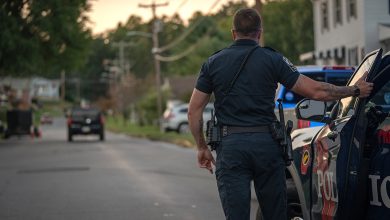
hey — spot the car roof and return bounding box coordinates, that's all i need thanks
[297,65,355,74]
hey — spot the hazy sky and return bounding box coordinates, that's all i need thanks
[87,0,244,34]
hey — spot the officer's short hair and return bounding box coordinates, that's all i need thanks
[233,8,262,37]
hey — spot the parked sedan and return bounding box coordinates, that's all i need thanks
[40,112,53,125]
[162,103,214,134]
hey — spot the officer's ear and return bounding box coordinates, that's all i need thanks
[256,29,262,40]
[231,29,236,40]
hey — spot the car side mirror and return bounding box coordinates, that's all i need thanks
[295,99,327,122]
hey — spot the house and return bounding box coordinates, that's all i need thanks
[310,0,390,65]
[1,77,60,101]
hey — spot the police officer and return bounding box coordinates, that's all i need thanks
[187,8,373,220]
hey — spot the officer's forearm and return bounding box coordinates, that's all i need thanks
[314,82,355,101]
[188,112,207,150]
[292,75,356,101]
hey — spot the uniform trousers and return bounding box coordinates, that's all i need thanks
[215,132,287,220]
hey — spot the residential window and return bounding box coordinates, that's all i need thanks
[321,2,329,31]
[348,47,358,66]
[334,0,342,25]
[347,0,357,20]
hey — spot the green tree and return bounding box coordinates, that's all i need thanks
[262,0,314,64]
[0,0,92,76]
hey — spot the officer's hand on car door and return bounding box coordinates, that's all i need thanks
[198,148,215,174]
[356,71,374,98]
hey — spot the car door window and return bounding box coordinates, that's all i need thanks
[179,108,188,113]
[369,82,390,107]
[339,52,381,117]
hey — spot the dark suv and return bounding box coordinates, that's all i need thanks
[67,107,105,142]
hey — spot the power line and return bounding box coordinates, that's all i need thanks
[157,28,213,62]
[173,0,188,14]
[156,44,196,62]
[157,0,222,53]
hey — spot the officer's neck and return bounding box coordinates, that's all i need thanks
[234,37,259,44]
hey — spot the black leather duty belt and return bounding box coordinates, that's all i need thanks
[221,125,270,137]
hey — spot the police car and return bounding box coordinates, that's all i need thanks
[275,65,354,129]
[257,48,390,220]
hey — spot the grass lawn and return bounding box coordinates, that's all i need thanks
[106,116,196,148]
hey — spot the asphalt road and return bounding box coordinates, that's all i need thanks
[0,118,258,220]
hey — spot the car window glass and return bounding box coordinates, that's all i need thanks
[369,82,390,108]
[71,109,100,120]
[204,107,213,113]
[179,108,188,113]
[339,53,378,117]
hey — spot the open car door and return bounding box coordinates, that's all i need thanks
[309,49,383,220]
[340,49,390,220]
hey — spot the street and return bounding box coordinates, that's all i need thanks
[0,118,258,220]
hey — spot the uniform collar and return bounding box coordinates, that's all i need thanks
[231,39,258,46]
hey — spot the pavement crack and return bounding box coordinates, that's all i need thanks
[17,166,90,174]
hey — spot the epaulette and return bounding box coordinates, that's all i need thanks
[263,46,278,53]
[211,48,225,56]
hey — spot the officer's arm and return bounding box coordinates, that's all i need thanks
[291,73,373,101]
[188,88,211,150]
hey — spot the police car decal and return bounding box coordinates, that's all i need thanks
[366,129,390,219]
[300,145,310,175]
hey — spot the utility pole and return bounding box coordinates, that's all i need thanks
[112,41,133,76]
[139,1,168,129]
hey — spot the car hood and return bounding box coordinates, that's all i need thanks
[291,126,322,150]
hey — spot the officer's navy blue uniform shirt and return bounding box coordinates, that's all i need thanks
[196,39,300,126]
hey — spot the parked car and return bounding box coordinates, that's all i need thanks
[256,48,390,219]
[40,112,53,125]
[67,107,105,142]
[162,103,214,134]
[275,65,355,129]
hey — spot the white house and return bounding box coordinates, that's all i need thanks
[1,77,60,100]
[311,0,390,66]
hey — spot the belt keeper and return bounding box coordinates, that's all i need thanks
[222,126,228,137]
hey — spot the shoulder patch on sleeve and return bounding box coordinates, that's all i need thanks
[282,56,298,72]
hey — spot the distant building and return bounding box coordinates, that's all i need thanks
[1,77,60,100]
[309,0,390,65]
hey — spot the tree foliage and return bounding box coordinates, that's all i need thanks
[262,0,314,63]
[0,0,92,76]
[0,0,314,108]
[103,0,313,79]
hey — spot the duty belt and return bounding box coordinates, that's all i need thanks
[221,125,270,137]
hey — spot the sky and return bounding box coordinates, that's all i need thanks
[87,0,244,34]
